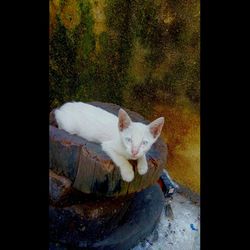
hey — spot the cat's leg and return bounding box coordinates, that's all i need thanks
[137,155,148,175]
[109,151,135,182]
[102,143,134,182]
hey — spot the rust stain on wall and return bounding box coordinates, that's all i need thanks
[61,0,81,31]
[151,103,200,194]
[89,0,107,52]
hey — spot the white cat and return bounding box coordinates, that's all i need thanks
[54,102,164,182]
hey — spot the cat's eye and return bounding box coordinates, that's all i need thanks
[126,137,132,143]
[142,140,148,145]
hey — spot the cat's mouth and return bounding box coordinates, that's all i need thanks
[130,156,139,160]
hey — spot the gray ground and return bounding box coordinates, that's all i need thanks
[132,192,200,250]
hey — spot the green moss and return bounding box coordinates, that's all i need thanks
[49,0,200,112]
[49,0,98,108]
[49,17,79,108]
[85,0,134,104]
[98,32,109,48]
[59,0,65,8]
[105,0,133,70]
[130,0,169,67]
[76,0,95,61]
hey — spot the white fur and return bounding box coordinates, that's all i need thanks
[55,102,164,182]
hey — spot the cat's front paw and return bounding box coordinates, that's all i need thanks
[137,162,148,175]
[120,167,134,182]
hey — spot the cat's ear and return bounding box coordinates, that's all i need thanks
[149,117,165,138]
[118,108,132,131]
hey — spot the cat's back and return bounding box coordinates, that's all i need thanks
[57,102,115,118]
[55,102,118,143]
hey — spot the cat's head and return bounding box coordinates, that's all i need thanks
[118,108,165,160]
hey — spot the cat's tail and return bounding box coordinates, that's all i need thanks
[49,109,58,127]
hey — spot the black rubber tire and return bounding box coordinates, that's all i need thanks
[49,184,164,250]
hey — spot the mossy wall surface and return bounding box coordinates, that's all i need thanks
[49,0,200,194]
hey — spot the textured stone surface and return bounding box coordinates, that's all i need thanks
[49,102,167,197]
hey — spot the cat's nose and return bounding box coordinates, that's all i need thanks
[131,148,139,156]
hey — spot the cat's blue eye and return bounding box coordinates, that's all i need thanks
[126,137,132,143]
[142,140,148,145]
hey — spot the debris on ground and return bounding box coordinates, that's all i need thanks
[131,192,200,250]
